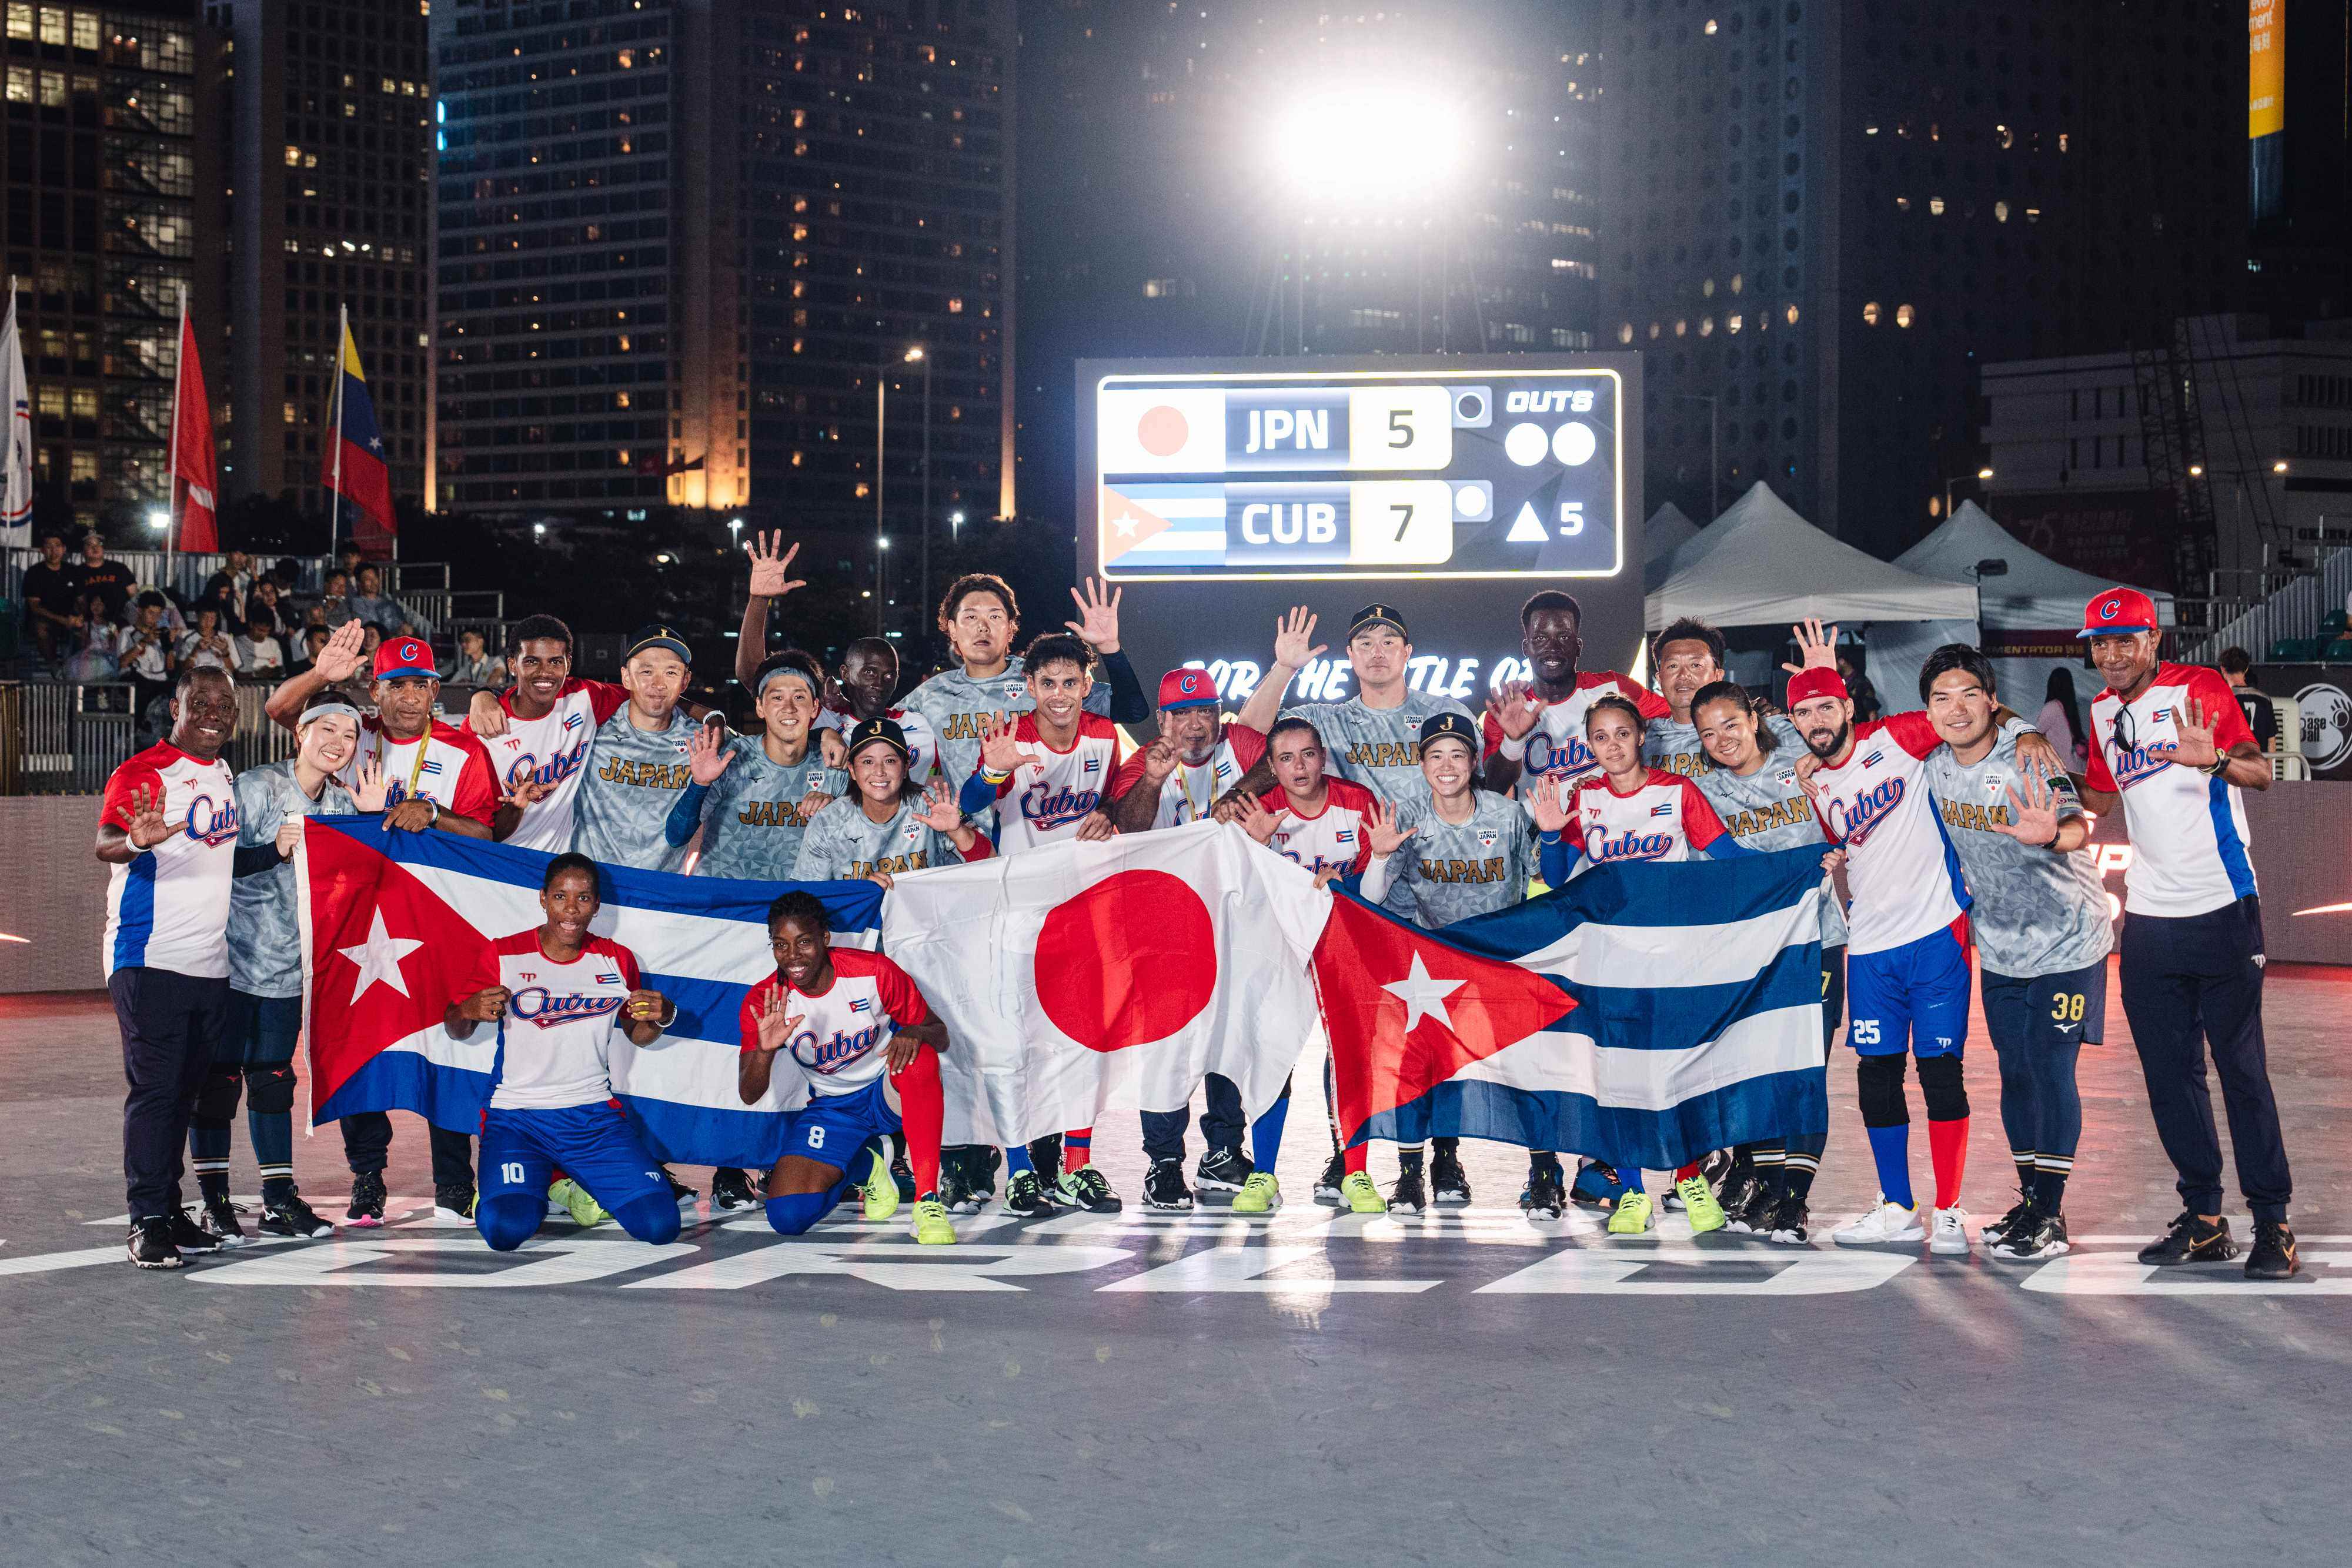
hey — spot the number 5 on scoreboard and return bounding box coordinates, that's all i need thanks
[1349,482,1454,565]
[1348,387,1452,470]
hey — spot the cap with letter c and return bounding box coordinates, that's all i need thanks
[373,635,439,681]
[1156,667,1220,711]
[1348,603,1410,640]
[2078,587,2159,638]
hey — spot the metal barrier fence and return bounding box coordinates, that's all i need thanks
[0,680,299,795]
[3,548,465,607]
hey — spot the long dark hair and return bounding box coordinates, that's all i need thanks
[2043,668,2085,748]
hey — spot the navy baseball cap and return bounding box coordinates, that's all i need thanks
[624,624,693,663]
[1419,711,1480,753]
[1349,603,1409,639]
[846,717,909,763]
[373,634,440,681]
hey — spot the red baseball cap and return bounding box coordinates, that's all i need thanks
[1786,668,1849,707]
[2079,586,2159,638]
[373,635,440,681]
[1157,667,1220,710]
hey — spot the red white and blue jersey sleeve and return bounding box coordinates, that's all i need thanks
[483,931,639,1111]
[2088,663,2259,917]
[1809,720,1968,955]
[777,948,926,1096]
[1569,770,1709,868]
[1259,777,1377,877]
[100,743,239,980]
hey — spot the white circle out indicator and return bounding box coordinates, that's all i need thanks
[1552,422,1597,466]
[1504,422,1549,466]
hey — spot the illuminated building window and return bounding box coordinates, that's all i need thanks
[1896,196,1911,212]
[1895,304,1915,328]
[1994,201,2010,223]
[1929,196,1945,216]
[1784,305,1799,326]
[1862,302,1880,326]
[1618,322,1634,344]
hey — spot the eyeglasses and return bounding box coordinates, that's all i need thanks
[2110,704,2136,757]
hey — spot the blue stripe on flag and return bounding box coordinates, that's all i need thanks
[618,1095,802,1172]
[314,1048,495,1137]
[1557,943,1823,1052]
[1445,844,1825,940]
[1358,1069,1827,1168]
[637,971,751,1048]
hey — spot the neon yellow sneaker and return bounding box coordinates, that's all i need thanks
[1339,1171,1388,1214]
[1606,1189,1655,1235]
[1231,1171,1281,1213]
[909,1198,956,1245]
[550,1178,606,1229]
[1677,1174,1728,1235]
[861,1146,900,1222]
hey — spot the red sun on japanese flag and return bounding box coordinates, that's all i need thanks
[1135,404,1190,458]
[1034,870,1216,1051]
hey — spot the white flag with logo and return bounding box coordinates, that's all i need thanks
[879,820,1333,1146]
[0,289,32,547]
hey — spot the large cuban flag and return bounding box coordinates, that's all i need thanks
[1321,846,1829,1171]
[296,817,878,1169]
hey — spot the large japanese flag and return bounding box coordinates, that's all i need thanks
[880,821,1332,1146]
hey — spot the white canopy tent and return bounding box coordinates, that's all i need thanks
[1643,482,1980,704]
[1875,501,2175,720]
[1644,501,1699,566]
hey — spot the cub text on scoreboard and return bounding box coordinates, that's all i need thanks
[1090,365,1626,583]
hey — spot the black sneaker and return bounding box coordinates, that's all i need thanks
[126,1216,182,1270]
[1057,1165,1122,1215]
[2137,1211,2238,1266]
[1981,1189,2035,1248]
[1429,1146,1471,1207]
[663,1174,699,1213]
[1992,1206,2070,1262]
[1717,1171,1765,1226]
[1391,1164,1429,1215]
[435,1184,478,1221]
[1195,1146,1252,1195]
[1003,1169,1054,1219]
[890,1149,917,1202]
[346,1171,387,1228]
[710,1167,760,1212]
[1765,1193,1812,1245]
[199,1198,250,1248]
[1725,1179,1781,1235]
[1142,1158,1194,1211]
[1520,1161,1566,1220]
[2246,1220,2301,1281]
[258,1193,335,1239]
[169,1207,223,1255]
[1312,1151,1346,1206]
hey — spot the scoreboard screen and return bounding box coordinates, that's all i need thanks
[1089,364,1625,583]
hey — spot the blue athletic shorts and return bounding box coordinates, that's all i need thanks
[789,1078,901,1171]
[1980,958,2108,1056]
[1845,920,1971,1059]
[218,991,301,1067]
[479,1102,670,1213]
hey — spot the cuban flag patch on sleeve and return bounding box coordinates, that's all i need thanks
[418,758,444,776]
[848,997,873,1014]
[1651,801,1675,817]
[595,971,623,986]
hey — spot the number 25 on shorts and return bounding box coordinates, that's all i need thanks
[1850,1019,1882,1047]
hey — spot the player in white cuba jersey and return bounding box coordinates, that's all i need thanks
[1691,680,1847,1244]
[1359,711,1537,1214]
[901,572,1148,837]
[570,624,706,875]
[2074,587,2297,1279]
[1481,589,1669,803]
[462,614,627,852]
[266,621,500,1223]
[1917,646,2113,1263]
[957,633,1124,1218]
[445,854,685,1253]
[1642,616,1802,778]
[670,651,848,881]
[790,718,993,885]
[737,891,956,1246]
[99,664,242,1269]
[1522,695,1750,1235]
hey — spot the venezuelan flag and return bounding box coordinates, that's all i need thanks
[320,316,395,541]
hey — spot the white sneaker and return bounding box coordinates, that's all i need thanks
[1832,1195,1926,1246]
[1929,1205,1971,1255]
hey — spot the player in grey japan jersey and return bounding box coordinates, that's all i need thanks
[1646,711,1804,779]
[572,704,700,872]
[1923,720,2112,977]
[1284,688,1479,807]
[791,795,977,881]
[229,758,357,997]
[1363,790,1538,930]
[1693,734,1849,949]
[676,735,849,880]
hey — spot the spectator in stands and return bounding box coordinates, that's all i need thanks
[121,591,176,730]
[445,627,505,688]
[19,530,83,666]
[61,590,123,683]
[2219,646,2278,753]
[290,625,331,680]
[2037,667,2092,775]
[235,613,286,677]
[1838,651,1884,723]
[222,550,256,604]
[245,578,294,640]
[315,569,352,626]
[177,605,240,676]
[345,565,430,638]
[196,574,245,633]
[75,531,136,620]
[337,546,364,581]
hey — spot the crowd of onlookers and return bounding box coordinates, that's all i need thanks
[13,530,503,735]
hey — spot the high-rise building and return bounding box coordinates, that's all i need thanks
[206,0,433,523]
[430,0,1016,586]
[1016,1,1600,529]
[2,0,206,536]
[1596,0,2246,556]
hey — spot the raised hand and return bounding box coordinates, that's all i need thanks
[2154,697,2220,768]
[746,532,807,599]
[1780,616,1842,677]
[1488,681,1546,741]
[113,782,173,849]
[1529,774,1573,835]
[756,989,803,1053]
[1074,811,1117,842]
[2012,726,2064,780]
[1065,576,1122,653]
[1364,797,1416,858]
[455,985,512,1024]
[352,758,390,814]
[315,618,368,684]
[1271,606,1325,671]
[912,781,963,834]
[1992,773,2065,847]
[687,722,737,785]
[467,687,509,738]
[1141,735,1178,787]
[978,715,1027,777]
[1233,791,1284,845]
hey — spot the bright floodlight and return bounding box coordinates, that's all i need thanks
[147,507,171,531]
[1276,89,1465,202]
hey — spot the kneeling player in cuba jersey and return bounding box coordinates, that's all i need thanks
[1918,646,2113,1262]
[1526,694,1753,1234]
[452,855,686,1252]
[1232,716,1388,1216]
[1359,711,1539,1213]
[958,633,1126,1219]
[736,892,956,1246]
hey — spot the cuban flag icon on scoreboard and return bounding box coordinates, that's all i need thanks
[297,815,883,1170]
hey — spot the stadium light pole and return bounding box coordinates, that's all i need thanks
[1943,465,1995,520]
[907,345,931,631]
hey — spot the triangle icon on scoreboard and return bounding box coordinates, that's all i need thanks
[1505,502,1548,543]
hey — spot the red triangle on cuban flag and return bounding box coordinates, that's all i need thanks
[1311,895,1576,1149]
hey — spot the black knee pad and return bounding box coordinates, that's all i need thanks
[1855,1054,1910,1128]
[1915,1053,1970,1122]
[245,1064,298,1116]
[193,1063,245,1125]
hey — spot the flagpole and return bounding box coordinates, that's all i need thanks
[327,302,346,562]
[163,286,185,596]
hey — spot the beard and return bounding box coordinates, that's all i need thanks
[1802,720,1851,761]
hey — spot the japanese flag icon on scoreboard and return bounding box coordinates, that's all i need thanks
[1100,389,1227,474]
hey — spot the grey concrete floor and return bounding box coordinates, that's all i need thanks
[3,958,2349,1566]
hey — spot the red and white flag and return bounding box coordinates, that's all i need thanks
[878,821,1332,1146]
[171,302,218,551]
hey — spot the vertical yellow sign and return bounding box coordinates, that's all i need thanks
[2250,0,2284,140]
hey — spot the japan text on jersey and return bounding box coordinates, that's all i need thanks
[1808,711,1970,955]
[101,742,240,980]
